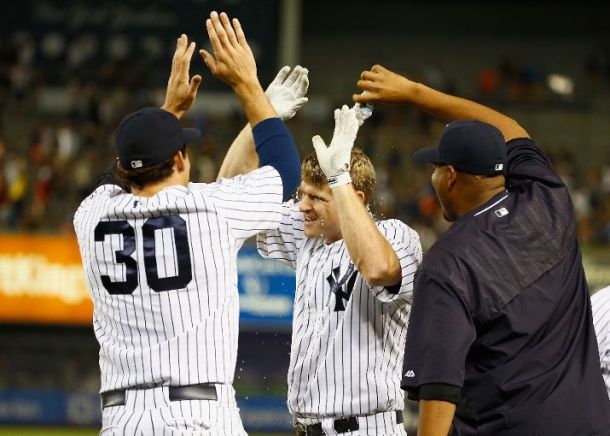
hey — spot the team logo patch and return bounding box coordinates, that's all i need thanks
[327,264,357,312]
[494,207,509,218]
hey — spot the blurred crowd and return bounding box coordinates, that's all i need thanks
[0,35,609,250]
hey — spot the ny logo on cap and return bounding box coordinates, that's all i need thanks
[495,163,504,171]
[131,160,143,169]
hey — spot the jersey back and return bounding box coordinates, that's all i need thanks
[73,167,283,393]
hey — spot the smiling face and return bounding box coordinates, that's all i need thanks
[297,180,342,243]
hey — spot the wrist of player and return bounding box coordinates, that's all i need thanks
[160,105,183,120]
[233,77,262,96]
[327,171,351,188]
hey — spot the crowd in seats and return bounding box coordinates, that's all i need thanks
[0,36,609,250]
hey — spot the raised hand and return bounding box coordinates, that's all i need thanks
[200,11,258,89]
[312,105,359,188]
[353,64,414,105]
[162,34,202,119]
[265,65,309,120]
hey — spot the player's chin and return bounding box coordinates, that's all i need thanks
[303,221,322,239]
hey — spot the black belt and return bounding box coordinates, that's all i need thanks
[294,410,403,435]
[101,383,218,408]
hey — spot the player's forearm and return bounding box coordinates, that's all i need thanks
[252,118,301,201]
[217,124,259,179]
[234,80,278,127]
[406,82,528,141]
[418,400,456,436]
[332,185,400,287]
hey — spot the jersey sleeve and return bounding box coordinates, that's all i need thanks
[505,137,565,188]
[401,269,476,394]
[369,220,423,304]
[256,200,304,269]
[190,166,284,245]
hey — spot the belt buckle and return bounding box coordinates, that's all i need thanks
[334,416,359,433]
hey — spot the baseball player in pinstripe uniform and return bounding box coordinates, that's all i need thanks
[73,12,307,435]
[220,103,422,435]
[592,285,610,398]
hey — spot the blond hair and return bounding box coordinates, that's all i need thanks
[301,147,376,204]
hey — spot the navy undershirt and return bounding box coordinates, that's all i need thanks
[252,117,301,201]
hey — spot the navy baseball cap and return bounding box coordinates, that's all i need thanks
[413,120,506,176]
[116,107,201,171]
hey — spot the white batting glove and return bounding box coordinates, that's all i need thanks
[312,105,359,188]
[265,65,309,120]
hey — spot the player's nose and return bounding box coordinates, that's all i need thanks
[298,198,312,212]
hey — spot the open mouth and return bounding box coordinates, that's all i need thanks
[303,216,317,225]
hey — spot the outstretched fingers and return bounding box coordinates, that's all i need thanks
[269,66,291,89]
[171,34,187,75]
[219,12,239,48]
[209,11,232,52]
[295,74,309,95]
[200,48,217,74]
[284,65,301,87]
[312,135,328,155]
[232,17,247,46]
[189,75,202,98]
[205,18,221,55]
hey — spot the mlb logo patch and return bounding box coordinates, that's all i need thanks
[131,160,143,169]
[495,163,504,171]
[494,207,509,217]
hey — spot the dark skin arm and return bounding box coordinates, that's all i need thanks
[417,400,456,436]
[354,64,529,142]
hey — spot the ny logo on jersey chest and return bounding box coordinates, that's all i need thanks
[327,264,357,312]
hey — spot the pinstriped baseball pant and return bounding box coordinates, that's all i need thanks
[100,384,246,436]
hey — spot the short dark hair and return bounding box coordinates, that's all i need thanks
[115,146,186,190]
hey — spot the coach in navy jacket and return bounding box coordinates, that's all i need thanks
[355,65,610,436]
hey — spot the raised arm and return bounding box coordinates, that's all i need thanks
[313,106,401,287]
[201,11,301,200]
[354,64,529,142]
[217,65,309,180]
[161,34,202,120]
[93,34,201,192]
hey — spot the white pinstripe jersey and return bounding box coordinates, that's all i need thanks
[257,201,422,418]
[73,166,283,393]
[592,285,610,398]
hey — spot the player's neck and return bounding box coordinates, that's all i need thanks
[457,186,507,218]
[130,175,188,197]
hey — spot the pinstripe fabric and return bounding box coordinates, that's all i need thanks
[257,201,421,432]
[592,285,610,398]
[74,166,283,434]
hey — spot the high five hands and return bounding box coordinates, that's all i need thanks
[162,34,202,119]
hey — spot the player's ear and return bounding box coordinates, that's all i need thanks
[446,165,458,190]
[174,151,187,172]
[355,190,367,205]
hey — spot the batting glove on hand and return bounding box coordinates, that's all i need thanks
[265,65,309,120]
[312,105,359,188]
